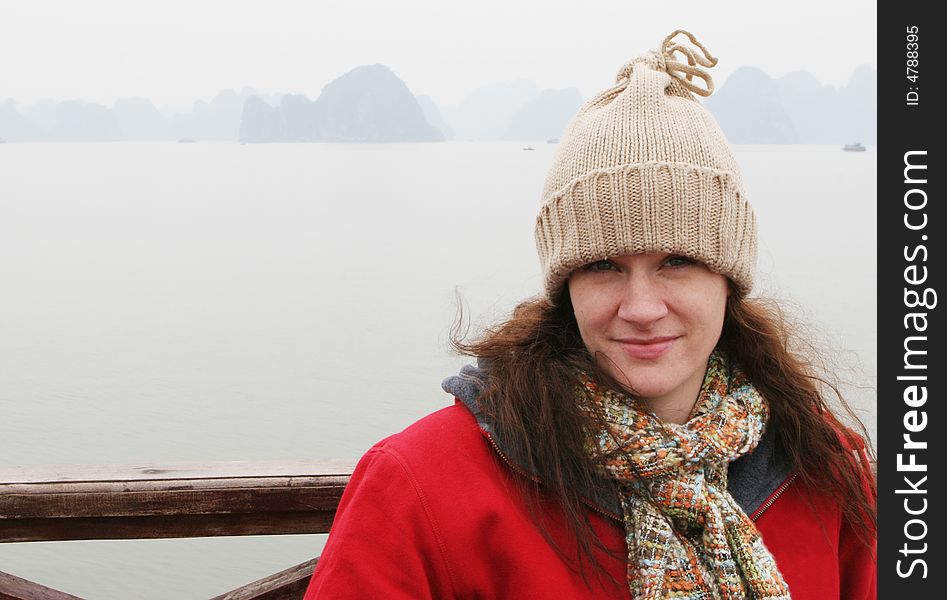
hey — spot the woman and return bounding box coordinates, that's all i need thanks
[304,30,876,599]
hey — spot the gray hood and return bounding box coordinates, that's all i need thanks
[442,363,792,519]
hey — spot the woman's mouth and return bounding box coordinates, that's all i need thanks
[615,336,678,360]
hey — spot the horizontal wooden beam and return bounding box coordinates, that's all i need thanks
[0,460,354,543]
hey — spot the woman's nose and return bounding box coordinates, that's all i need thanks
[615,275,669,327]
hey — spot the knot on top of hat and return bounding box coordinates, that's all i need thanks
[615,29,718,97]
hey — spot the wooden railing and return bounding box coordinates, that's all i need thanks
[0,460,355,600]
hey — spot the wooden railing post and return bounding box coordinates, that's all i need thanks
[0,570,84,600]
[210,558,319,600]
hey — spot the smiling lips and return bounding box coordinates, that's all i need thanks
[615,336,679,360]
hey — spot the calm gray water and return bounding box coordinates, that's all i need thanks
[0,142,876,598]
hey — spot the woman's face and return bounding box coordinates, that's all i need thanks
[568,253,729,416]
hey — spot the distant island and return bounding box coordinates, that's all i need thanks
[239,65,443,143]
[705,65,876,144]
[0,64,876,144]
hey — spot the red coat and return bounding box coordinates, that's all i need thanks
[304,401,876,599]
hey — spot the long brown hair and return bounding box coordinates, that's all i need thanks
[452,286,876,576]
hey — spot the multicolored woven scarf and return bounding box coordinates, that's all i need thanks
[580,351,792,599]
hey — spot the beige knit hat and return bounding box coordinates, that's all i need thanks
[535,30,756,298]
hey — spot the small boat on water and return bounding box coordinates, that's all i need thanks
[522,146,535,151]
[178,138,196,143]
[842,142,866,152]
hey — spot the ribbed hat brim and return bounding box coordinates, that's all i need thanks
[535,161,756,297]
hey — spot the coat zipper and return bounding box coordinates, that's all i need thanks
[483,430,624,523]
[483,430,541,484]
[750,473,798,521]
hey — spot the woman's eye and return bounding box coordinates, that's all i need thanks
[665,255,693,267]
[586,259,616,272]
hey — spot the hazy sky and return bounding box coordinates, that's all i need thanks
[2,0,877,110]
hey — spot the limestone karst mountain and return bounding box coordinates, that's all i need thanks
[416,95,453,140]
[502,88,583,142]
[704,67,798,144]
[837,65,877,144]
[239,65,443,143]
[172,88,254,141]
[440,80,540,141]
[0,99,43,141]
[48,100,123,141]
[703,65,877,145]
[0,66,875,144]
[113,97,169,140]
